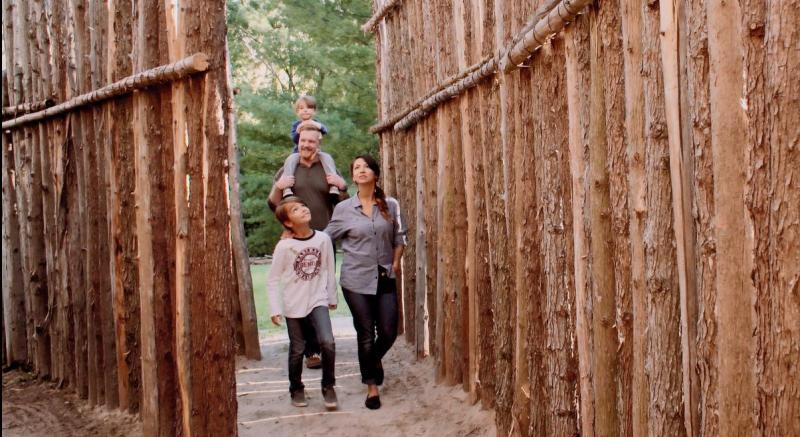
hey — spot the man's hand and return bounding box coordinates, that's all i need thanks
[275,175,296,191]
[329,304,337,310]
[280,229,294,240]
[271,315,282,326]
[326,173,347,191]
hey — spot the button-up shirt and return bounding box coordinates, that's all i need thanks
[324,194,407,294]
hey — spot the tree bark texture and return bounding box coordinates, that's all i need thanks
[641,1,686,435]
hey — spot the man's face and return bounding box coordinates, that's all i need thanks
[298,129,321,162]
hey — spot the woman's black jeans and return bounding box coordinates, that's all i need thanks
[343,272,398,386]
[285,305,336,394]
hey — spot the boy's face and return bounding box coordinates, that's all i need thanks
[296,101,316,121]
[283,202,312,228]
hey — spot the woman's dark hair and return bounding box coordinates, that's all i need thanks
[351,154,391,221]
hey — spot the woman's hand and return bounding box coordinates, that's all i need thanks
[270,315,282,326]
[329,304,337,310]
[392,259,402,277]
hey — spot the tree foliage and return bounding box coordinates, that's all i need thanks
[228,0,378,255]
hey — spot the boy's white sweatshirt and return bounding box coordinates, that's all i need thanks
[266,230,337,318]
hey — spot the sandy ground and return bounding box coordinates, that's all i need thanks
[1,370,141,436]
[237,317,496,437]
[2,316,494,437]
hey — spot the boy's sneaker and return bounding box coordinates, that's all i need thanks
[322,386,338,410]
[291,390,308,407]
[282,187,294,198]
[305,354,322,369]
[328,185,340,196]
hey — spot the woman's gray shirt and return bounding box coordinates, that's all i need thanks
[324,195,407,294]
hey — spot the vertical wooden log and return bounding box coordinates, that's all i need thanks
[50,0,75,389]
[414,124,428,359]
[225,48,262,362]
[705,0,758,434]
[2,70,29,367]
[619,0,649,433]
[108,0,141,413]
[31,0,60,384]
[683,0,716,434]
[68,0,90,398]
[596,1,636,434]
[89,0,117,407]
[133,0,179,432]
[564,14,595,436]
[641,0,686,434]
[588,10,622,436]
[28,0,51,380]
[659,0,700,433]
[184,1,239,434]
[749,0,800,433]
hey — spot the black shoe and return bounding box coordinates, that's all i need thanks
[365,395,381,410]
[322,386,338,410]
[291,390,308,407]
[305,354,322,369]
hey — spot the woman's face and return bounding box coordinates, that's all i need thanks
[352,158,376,185]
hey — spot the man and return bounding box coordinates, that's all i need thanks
[268,122,348,368]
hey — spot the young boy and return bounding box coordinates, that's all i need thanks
[267,197,339,409]
[282,95,341,198]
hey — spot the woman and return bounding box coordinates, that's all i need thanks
[325,155,406,410]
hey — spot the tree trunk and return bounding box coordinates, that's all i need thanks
[565,14,595,437]
[1,64,29,367]
[641,1,686,434]
[108,0,141,413]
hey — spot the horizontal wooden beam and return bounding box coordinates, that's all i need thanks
[362,0,404,33]
[499,0,593,72]
[370,55,492,133]
[369,0,592,133]
[2,98,56,118]
[2,53,209,130]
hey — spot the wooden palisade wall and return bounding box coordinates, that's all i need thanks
[368,0,799,435]
[1,0,259,435]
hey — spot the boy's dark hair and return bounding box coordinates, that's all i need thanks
[275,196,308,230]
[294,94,317,111]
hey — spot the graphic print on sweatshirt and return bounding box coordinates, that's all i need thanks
[294,247,322,281]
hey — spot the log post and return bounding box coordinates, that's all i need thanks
[565,14,595,436]
[705,0,758,434]
[109,0,141,413]
[588,9,621,435]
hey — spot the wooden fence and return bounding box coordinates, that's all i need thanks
[2,1,258,435]
[368,0,799,435]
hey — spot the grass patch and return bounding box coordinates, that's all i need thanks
[251,257,351,333]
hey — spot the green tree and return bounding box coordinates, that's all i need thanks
[227,0,378,256]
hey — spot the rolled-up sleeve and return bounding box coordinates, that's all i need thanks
[324,202,348,242]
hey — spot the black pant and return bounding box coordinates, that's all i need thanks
[343,274,398,386]
[301,319,320,357]
[286,306,336,394]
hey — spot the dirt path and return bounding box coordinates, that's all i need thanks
[2,371,141,436]
[237,317,496,437]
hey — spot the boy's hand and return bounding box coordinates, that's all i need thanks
[329,304,337,310]
[326,174,346,190]
[275,175,295,191]
[271,315,282,326]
